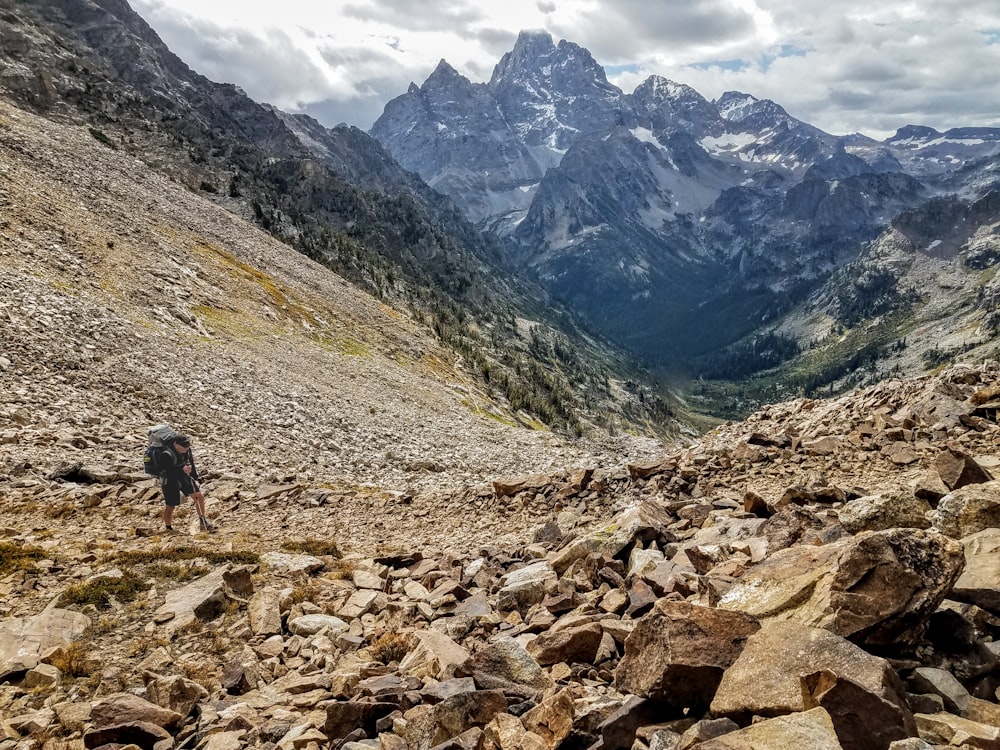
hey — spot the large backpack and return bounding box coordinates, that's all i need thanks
[143,424,179,477]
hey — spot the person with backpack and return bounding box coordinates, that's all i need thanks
[144,426,212,532]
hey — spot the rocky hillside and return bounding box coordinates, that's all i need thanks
[7,302,1000,749]
[4,99,1000,748]
[0,98,665,513]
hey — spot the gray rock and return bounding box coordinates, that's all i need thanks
[287,613,349,637]
[908,667,971,714]
[932,481,1000,538]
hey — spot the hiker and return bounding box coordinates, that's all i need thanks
[158,433,211,532]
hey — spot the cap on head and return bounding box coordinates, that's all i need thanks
[174,434,190,447]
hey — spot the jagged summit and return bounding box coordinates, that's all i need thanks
[425,58,464,84]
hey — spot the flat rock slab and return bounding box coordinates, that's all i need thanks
[698,707,843,750]
[153,566,231,632]
[0,607,91,680]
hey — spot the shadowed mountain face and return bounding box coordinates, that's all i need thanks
[371,30,1000,374]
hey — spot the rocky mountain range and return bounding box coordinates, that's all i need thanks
[8,3,1000,750]
[371,31,1000,390]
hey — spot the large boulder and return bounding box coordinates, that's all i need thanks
[549,501,675,574]
[932,481,1000,539]
[461,636,552,695]
[90,693,182,730]
[711,621,915,749]
[718,528,965,650]
[400,689,508,750]
[526,622,603,666]
[615,600,760,709]
[837,491,932,533]
[496,561,558,613]
[153,566,233,632]
[144,675,209,718]
[932,446,993,492]
[399,629,469,681]
[248,587,283,636]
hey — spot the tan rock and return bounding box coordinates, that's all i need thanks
[711,620,914,748]
[144,674,209,718]
[718,528,965,649]
[915,711,1000,749]
[521,687,574,749]
[248,587,283,636]
[934,446,993,491]
[398,629,470,681]
[616,600,759,709]
[837,491,932,533]
[0,607,90,680]
[549,501,675,575]
[526,622,603,666]
[485,713,547,750]
[697,707,843,749]
[933,481,1000,539]
[90,692,183,730]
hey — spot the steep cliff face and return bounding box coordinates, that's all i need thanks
[371,31,1000,378]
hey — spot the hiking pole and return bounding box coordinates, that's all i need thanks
[188,450,213,532]
[191,478,212,532]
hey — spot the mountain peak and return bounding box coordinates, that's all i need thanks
[715,91,760,121]
[634,75,699,101]
[426,59,461,84]
[512,29,555,54]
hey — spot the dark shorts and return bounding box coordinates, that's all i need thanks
[162,476,196,507]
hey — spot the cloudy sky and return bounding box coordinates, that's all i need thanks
[132,0,1000,139]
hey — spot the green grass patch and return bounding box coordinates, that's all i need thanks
[0,542,46,575]
[143,562,211,581]
[88,127,117,150]
[61,570,150,609]
[281,539,342,558]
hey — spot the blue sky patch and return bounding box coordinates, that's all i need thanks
[606,63,640,75]
[688,58,748,72]
[761,44,810,71]
[984,30,1000,45]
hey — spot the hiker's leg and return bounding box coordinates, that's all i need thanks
[163,482,181,528]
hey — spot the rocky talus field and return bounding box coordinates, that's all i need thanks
[9,103,1000,749]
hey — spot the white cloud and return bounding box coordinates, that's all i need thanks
[132,0,1000,138]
